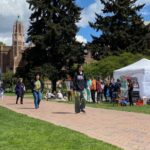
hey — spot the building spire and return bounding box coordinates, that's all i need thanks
[17,15,21,22]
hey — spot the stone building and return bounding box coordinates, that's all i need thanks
[0,17,25,73]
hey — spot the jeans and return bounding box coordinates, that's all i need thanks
[33,91,42,109]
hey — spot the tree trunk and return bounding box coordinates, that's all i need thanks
[52,79,57,93]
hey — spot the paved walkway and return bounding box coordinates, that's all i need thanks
[0,96,150,150]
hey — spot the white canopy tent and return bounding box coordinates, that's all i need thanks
[114,58,150,98]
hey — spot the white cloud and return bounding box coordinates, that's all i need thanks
[144,21,150,25]
[0,0,30,46]
[0,0,30,17]
[76,0,103,28]
[0,36,12,46]
[137,0,150,5]
[76,35,87,44]
[77,0,150,28]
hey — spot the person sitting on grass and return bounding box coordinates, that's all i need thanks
[57,90,64,99]
[45,90,56,100]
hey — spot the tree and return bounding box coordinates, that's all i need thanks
[0,41,6,46]
[2,71,16,92]
[24,0,84,91]
[89,0,148,59]
[84,52,150,78]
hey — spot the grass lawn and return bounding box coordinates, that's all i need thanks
[62,101,150,115]
[0,106,121,150]
[5,93,33,98]
[86,102,150,114]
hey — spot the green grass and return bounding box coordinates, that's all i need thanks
[5,93,16,96]
[86,102,150,114]
[5,93,33,98]
[0,106,121,150]
[61,101,150,114]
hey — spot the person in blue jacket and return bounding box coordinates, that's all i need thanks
[31,73,44,109]
[15,78,25,104]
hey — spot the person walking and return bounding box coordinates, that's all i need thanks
[31,73,44,109]
[73,64,87,113]
[15,78,25,104]
[127,79,134,106]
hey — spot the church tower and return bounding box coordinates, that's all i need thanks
[11,16,25,73]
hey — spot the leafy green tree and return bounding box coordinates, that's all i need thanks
[2,71,16,92]
[89,0,148,59]
[0,41,6,46]
[23,0,84,91]
[84,52,150,78]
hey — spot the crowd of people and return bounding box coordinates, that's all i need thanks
[0,64,134,113]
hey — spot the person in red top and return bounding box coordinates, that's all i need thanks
[91,76,97,103]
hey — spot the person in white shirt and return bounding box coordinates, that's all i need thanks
[57,90,64,99]
[45,90,55,100]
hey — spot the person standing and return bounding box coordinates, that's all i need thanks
[96,77,103,103]
[109,79,116,103]
[104,80,110,102]
[86,76,92,102]
[115,79,121,98]
[73,65,87,113]
[31,73,44,109]
[15,78,25,104]
[90,76,97,103]
[127,79,134,106]
[65,75,73,101]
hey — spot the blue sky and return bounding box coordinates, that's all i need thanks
[0,0,150,45]
[76,0,94,8]
[75,0,150,43]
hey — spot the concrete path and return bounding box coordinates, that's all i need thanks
[0,96,150,150]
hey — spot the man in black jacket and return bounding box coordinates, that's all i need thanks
[73,65,87,113]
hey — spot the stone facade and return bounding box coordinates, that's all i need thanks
[0,18,25,73]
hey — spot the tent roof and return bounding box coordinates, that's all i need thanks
[114,58,150,73]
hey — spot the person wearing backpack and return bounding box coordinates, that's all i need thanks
[91,76,97,103]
